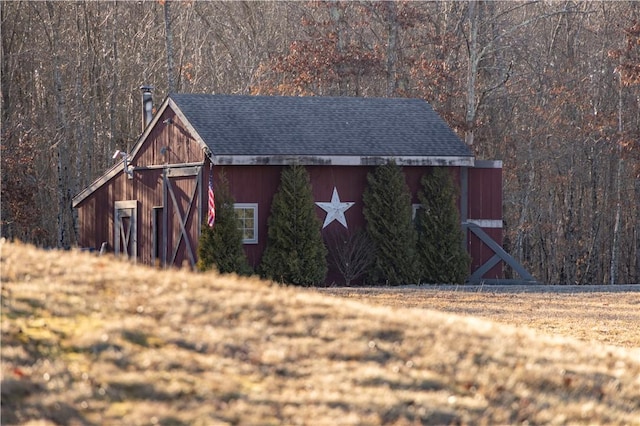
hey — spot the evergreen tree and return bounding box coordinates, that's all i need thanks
[415,167,470,284]
[362,161,418,285]
[259,165,328,286]
[197,173,252,275]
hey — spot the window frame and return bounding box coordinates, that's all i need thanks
[234,203,258,244]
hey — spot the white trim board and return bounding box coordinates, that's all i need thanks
[213,155,474,167]
[464,219,503,229]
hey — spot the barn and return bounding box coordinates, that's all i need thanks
[73,90,531,284]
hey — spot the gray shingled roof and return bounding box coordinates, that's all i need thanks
[169,93,472,162]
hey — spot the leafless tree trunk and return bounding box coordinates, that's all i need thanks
[635,176,640,283]
[108,0,119,166]
[1,0,638,283]
[45,2,74,249]
[329,0,348,96]
[610,73,624,285]
[610,156,623,285]
[385,1,398,97]
[464,0,478,147]
[164,0,176,93]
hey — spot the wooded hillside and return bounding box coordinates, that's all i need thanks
[2,1,639,284]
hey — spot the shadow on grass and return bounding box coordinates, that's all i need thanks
[380,401,461,425]
[3,330,61,363]
[1,379,96,426]
[102,380,187,402]
[169,338,209,354]
[365,328,405,343]
[357,376,447,392]
[1,378,44,425]
[3,297,46,318]
[153,416,189,426]
[121,329,158,348]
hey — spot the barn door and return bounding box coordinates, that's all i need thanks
[114,200,138,261]
[162,166,202,268]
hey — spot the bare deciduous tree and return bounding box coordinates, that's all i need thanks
[324,228,374,286]
[1,0,638,283]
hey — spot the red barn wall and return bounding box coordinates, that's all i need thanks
[73,99,504,282]
[75,171,128,253]
[129,108,204,267]
[131,168,164,265]
[77,148,503,283]
[218,164,474,285]
[467,161,503,280]
[136,109,200,167]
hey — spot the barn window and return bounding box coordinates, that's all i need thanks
[412,204,423,221]
[234,203,258,244]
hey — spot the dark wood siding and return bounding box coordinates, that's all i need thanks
[133,168,164,265]
[163,168,202,268]
[467,162,503,279]
[136,110,201,167]
[468,163,502,220]
[75,172,129,253]
[76,107,205,266]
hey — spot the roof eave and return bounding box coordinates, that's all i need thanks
[129,96,209,160]
[74,96,213,208]
[72,162,121,208]
[173,98,213,158]
[212,155,475,167]
[73,98,173,208]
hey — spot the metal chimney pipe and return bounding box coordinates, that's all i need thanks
[140,85,154,131]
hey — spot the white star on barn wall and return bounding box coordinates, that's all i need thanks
[315,187,355,229]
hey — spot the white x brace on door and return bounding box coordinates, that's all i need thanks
[162,165,202,268]
[114,200,138,261]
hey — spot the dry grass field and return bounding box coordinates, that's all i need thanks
[2,240,640,425]
[319,286,640,349]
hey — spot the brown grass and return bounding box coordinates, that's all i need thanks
[318,287,640,349]
[2,240,639,425]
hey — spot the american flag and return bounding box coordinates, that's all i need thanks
[207,172,215,227]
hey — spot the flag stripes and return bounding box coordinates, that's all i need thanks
[207,171,215,227]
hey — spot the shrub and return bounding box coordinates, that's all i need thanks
[415,167,470,284]
[362,161,418,285]
[259,165,328,286]
[197,173,252,275]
